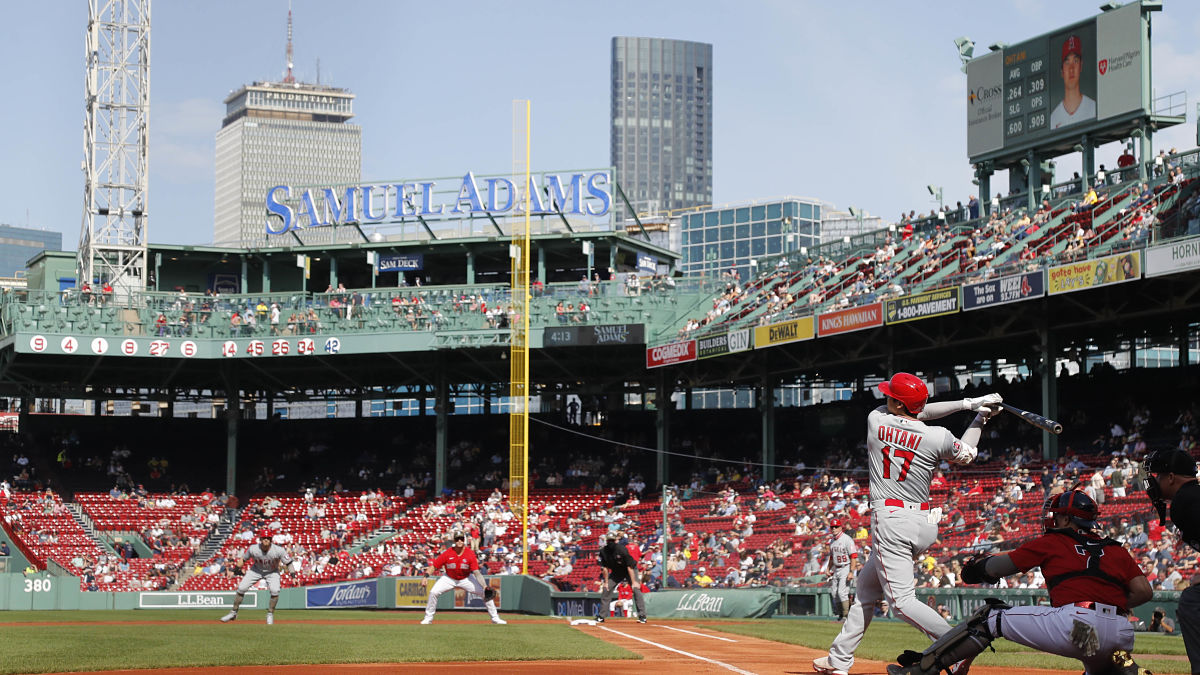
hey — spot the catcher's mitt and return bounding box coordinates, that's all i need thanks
[484,587,496,601]
[960,553,999,585]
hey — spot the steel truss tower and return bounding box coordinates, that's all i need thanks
[79,0,151,298]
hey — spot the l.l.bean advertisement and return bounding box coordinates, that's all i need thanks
[1047,251,1141,295]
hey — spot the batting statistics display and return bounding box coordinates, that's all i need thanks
[967,2,1146,161]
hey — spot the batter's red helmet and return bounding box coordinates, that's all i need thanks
[257,529,273,540]
[877,373,928,413]
[1043,489,1099,532]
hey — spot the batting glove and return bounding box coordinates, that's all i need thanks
[963,393,1003,411]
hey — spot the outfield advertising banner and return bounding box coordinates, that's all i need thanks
[1145,238,1200,278]
[963,271,1045,311]
[697,329,752,360]
[305,579,377,609]
[544,324,644,347]
[138,591,258,609]
[644,589,779,619]
[817,302,883,337]
[753,317,814,350]
[395,578,433,608]
[885,287,960,325]
[1047,251,1141,295]
[645,340,696,368]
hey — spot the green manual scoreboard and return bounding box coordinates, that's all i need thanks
[966,1,1149,163]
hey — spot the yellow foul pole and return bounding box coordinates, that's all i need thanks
[509,100,531,575]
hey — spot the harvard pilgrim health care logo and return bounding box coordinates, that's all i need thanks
[1098,59,1108,75]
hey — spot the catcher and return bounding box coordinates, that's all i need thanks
[421,532,506,624]
[886,489,1152,675]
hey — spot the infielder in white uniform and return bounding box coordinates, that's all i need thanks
[814,373,1001,675]
[828,518,858,621]
[221,530,297,625]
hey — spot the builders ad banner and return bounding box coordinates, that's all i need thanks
[753,317,814,350]
[817,302,883,337]
[697,329,752,360]
[1047,251,1141,295]
[885,287,961,325]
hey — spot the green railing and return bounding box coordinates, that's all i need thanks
[0,278,725,343]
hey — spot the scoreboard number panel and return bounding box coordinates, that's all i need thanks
[966,3,1147,161]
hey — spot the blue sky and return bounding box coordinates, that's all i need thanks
[2,1,1198,247]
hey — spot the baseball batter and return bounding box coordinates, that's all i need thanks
[220,530,297,625]
[828,518,858,621]
[814,372,1001,675]
[421,532,506,625]
[887,489,1153,675]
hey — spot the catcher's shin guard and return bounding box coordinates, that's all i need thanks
[890,598,1011,675]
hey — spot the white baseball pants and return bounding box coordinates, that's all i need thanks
[423,575,500,621]
[827,505,951,671]
[987,603,1134,674]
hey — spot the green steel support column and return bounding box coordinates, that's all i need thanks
[1025,150,1040,214]
[261,258,270,293]
[466,251,475,285]
[1139,126,1152,182]
[1081,135,1095,189]
[537,246,546,285]
[240,257,248,295]
[1181,323,1191,368]
[761,373,776,483]
[265,394,273,419]
[1040,322,1059,460]
[226,389,240,496]
[330,258,339,290]
[684,385,693,410]
[435,372,448,497]
[162,400,173,418]
[355,396,363,419]
[656,369,671,488]
[154,253,161,292]
[609,246,618,279]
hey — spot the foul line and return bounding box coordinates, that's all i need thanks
[660,625,738,642]
[598,626,757,675]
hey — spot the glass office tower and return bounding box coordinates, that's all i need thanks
[611,37,712,222]
[679,198,824,280]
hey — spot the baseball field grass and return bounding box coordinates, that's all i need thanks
[712,618,1191,674]
[0,610,634,674]
[0,610,1191,674]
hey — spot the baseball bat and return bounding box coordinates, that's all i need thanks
[997,402,1063,435]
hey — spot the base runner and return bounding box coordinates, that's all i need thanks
[887,489,1152,675]
[220,530,298,625]
[422,532,505,625]
[828,518,858,621]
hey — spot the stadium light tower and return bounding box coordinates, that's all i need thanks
[79,0,151,300]
[848,206,865,230]
[953,36,975,73]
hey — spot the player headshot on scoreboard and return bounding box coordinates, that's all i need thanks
[1050,33,1097,129]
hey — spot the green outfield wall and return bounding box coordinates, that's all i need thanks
[0,572,1183,627]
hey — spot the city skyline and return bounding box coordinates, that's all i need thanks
[2,1,1199,249]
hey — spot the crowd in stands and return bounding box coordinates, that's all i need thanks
[672,158,1194,341]
[0,367,1197,618]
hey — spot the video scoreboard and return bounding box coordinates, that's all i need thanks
[967,1,1148,162]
